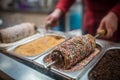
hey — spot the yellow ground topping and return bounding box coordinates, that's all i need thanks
[14,35,65,56]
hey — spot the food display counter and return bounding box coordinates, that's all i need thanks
[0,26,120,80]
[0,53,54,80]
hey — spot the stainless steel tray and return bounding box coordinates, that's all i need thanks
[34,39,109,80]
[80,43,120,80]
[6,32,67,60]
[0,33,41,48]
[0,28,68,48]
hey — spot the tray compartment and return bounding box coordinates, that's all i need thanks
[6,33,66,60]
[88,47,120,80]
[34,40,105,80]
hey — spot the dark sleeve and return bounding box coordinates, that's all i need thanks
[111,0,120,21]
[56,0,76,14]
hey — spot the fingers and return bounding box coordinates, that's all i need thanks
[97,19,117,38]
[97,20,105,34]
[45,9,63,29]
[106,28,113,38]
[46,16,54,26]
[97,12,118,39]
[45,15,59,29]
[46,17,52,25]
[97,21,112,38]
[105,21,115,38]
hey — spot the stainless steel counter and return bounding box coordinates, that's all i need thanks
[0,29,119,80]
[0,29,71,80]
[0,40,120,80]
[0,53,54,80]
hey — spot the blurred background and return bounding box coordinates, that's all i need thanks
[0,0,83,32]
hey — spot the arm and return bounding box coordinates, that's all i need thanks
[111,0,120,21]
[97,12,118,38]
[97,1,120,38]
[45,0,75,28]
[56,0,76,14]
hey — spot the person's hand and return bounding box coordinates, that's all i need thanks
[45,9,63,29]
[97,12,118,38]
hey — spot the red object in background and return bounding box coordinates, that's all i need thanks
[56,0,120,42]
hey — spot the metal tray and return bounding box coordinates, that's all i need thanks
[6,32,67,60]
[0,28,68,49]
[0,33,41,48]
[34,39,108,80]
[80,43,120,80]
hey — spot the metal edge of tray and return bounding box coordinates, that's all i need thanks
[0,27,69,48]
[6,33,67,60]
[37,27,70,39]
[80,42,120,80]
[33,39,108,80]
[33,47,74,80]
[0,33,41,48]
[1,50,71,80]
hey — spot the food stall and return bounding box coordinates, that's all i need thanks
[0,23,120,80]
[0,0,120,80]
